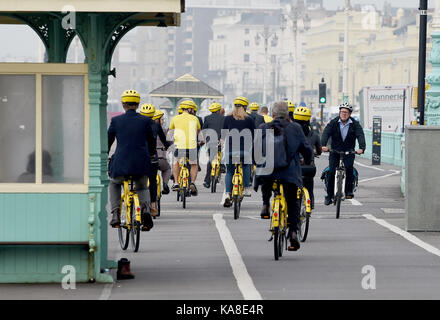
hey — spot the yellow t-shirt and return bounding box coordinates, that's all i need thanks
[263,114,273,123]
[169,112,201,149]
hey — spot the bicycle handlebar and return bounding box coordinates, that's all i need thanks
[329,150,359,155]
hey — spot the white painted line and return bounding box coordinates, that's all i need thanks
[359,170,400,183]
[99,252,122,300]
[99,284,114,301]
[354,160,385,172]
[363,214,440,258]
[213,213,263,300]
[350,199,362,206]
[381,208,405,214]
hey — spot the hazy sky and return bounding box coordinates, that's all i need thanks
[0,0,435,59]
[324,0,433,10]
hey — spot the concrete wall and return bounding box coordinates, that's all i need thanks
[405,126,440,231]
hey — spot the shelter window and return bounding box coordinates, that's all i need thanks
[0,64,88,192]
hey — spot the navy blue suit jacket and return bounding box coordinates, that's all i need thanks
[108,109,156,178]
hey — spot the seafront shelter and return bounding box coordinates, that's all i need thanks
[0,0,184,283]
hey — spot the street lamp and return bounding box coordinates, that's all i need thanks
[255,25,278,105]
[282,0,310,104]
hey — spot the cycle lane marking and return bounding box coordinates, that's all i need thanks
[363,214,440,258]
[99,251,122,300]
[213,213,263,300]
[359,170,400,183]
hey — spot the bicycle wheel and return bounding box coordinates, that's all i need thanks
[273,227,280,261]
[182,187,187,209]
[298,195,310,242]
[130,205,141,252]
[335,173,343,219]
[278,227,284,258]
[211,176,216,193]
[118,199,130,250]
[233,195,240,220]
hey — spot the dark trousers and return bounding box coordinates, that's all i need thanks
[301,165,316,207]
[261,180,300,232]
[148,162,158,203]
[327,152,355,198]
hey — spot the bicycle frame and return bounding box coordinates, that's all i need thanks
[232,163,243,197]
[270,182,287,230]
[121,179,141,228]
[178,157,190,190]
[156,172,162,198]
[211,150,221,178]
[297,187,312,213]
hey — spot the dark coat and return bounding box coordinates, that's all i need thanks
[256,118,313,188]
[321,116,366,152]
[108,109,156,178]
[203,112,225,138]
[249,111,265,128]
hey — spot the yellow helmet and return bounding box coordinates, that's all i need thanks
[286,100,295,112]
[152,109,165,120]
[249,102,259,111]
[178,106,183,114]
[121,89,140,104]
[294,106,312,121]
[233,96,249,107]
[139,104,156,117]
[179,100,197,111]
[209,102,222,113]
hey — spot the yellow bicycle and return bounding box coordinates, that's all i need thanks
[118,177,142,252]
[147,171,162,218]
[297,186,312,242]
[269,180,288,260]
[210,147,222,193]
[176,157,190,209]
[232,163,244,220]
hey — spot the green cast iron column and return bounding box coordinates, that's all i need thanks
[77,13,114,282]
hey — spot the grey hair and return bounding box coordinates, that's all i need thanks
[272,101,289,119]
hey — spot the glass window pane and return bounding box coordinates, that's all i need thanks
[0,75,36,183]
[42,75,84,183]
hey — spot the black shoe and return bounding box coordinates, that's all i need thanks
[172,183,179,191]
[110,208,121,228]
[190,183,198,196]
[162,183,170,195]
[203,181,210,189]
[288,230,300,251]
[223,195,232,208]
[345,192,354,199]
[220,165,226,174]
[117,258,135,280]
[260,205,270,219]
[324,196,333,206]
[141,205,154,231]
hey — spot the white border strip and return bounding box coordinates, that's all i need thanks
[363,214,440,257]
[354,160,385,172]
[359,170,400,183]
[213,213,262,300]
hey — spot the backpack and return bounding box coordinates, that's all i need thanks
[266,121,290,170]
